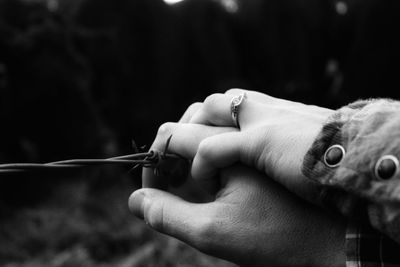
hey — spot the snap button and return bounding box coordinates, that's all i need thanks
[375,155,399,180]
[324,145,345,168]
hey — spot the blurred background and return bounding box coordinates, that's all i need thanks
[0,0,399,266]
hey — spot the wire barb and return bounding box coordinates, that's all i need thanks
[0,150,181,175]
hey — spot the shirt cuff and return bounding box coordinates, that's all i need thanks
[346,222,400,267]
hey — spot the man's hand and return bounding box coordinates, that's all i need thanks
[130,165,346,267]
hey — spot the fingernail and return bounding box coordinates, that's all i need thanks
[128,190,146,220]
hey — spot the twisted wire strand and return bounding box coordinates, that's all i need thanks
[0,150,180,174]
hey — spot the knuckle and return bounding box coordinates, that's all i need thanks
[203,93,223,109]
[197,139,215,159]
[156,122,175,139]
[190,102,202,110]
[186,102,202,114]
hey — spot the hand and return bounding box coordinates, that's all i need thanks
[141,102,237,193]
[130,165,346,267]
[184,89,334,202]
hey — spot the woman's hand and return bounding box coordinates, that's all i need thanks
[131,165,346,267]
[188,89,334,201]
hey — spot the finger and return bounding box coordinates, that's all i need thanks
[189,90,279,127]
[182,90,278,125]
[179,102,202,123]
[224,88,279,105]
[190,93,263,128]
[143,123,236,188]
[129,188,220,251]
[191,131,250,182]
[189,93,234,126]
[225,89,333,114]
[225,88,310,110]
[152,123,237,160]
[190,93,282,130]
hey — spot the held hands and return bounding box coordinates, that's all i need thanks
[129,90,346,266]
[188,89,334,201]
[144,89,334,202]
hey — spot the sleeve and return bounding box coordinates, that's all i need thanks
[302,99,400,244]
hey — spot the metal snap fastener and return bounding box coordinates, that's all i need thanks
[324,145,345,168]
[374,155,399,180]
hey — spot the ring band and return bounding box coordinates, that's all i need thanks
[230,92,247,128]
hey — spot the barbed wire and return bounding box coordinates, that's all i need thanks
[0,137,181,174]
[0,150,183,174]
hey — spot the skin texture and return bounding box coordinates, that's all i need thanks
[129,90,347,266]
[130,165,346,267]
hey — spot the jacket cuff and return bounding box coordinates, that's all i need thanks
[302,99,400,244]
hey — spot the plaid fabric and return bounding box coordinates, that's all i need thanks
[346,223,400,267]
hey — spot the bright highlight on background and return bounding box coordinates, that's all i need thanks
[163,0,186,5]
[163,0,238,13]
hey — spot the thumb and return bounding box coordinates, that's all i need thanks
[129,188,218,249]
